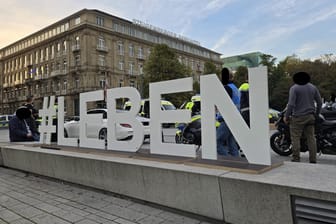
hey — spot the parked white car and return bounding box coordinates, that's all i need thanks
[64,109,150,141]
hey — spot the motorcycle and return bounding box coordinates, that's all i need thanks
[175,114,202,147]
[270,109,336,156]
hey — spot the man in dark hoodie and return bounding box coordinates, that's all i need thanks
[284,72,322,163]
[9,106,40,142]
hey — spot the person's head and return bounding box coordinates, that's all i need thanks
[15,106,31,120]
[26,96,34,104]
[221,67,230,85]
[292,72,311,85]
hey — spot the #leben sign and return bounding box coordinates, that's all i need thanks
[39,67,271,165]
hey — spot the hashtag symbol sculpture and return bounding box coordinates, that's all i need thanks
[39,96,57,144]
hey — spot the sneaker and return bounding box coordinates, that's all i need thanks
[309,161,316,164]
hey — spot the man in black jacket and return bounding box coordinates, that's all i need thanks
[9,106,40,142]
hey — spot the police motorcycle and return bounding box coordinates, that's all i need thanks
[175,97,220,149]
[270,109,336,156]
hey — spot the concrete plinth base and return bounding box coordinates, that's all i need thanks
[1,144,336,224]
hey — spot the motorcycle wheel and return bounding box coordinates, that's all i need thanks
[270,131,292,156]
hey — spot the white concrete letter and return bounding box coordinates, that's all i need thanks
[79,90,105,149]
[150,77,196,157]
[106,87,143,151]
[57,97,78,147]
[201,67,271,165]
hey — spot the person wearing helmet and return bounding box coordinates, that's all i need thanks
[284,72,322,163]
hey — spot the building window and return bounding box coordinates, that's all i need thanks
[139,64,143,75]
[99,79,106,89]
[96,16,104,26]
[98,55,105,66]
[119,79,123,87]
[45,64,49,76]
[129,44,134,57]
[63,59,67,70]
[75,17,81,25]
[75,55,80,66]
[63,79,67,90]
[130,80,135,88]
[45,47,49,60]
[51,45,55,59]
[128,62,134,75]
[75,36,80,46]
[97,36,106,50]
[75,78,79,89]
[138,47,143,59]
[63,40,67,52]
[119,61,124,70]
[57,43,61,52]
[118,42,124,55]
[40,49,44,62]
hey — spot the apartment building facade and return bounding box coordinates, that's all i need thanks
[0,9,222,116]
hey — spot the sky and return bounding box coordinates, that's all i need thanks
[1,0,336,61]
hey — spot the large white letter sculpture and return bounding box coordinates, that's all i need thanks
[106,87,144,151]
[150,77,196,157]
[79,90,105,149]
[201,67,271,165]
[57,97,78,147]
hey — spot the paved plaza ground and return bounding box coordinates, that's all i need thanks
[0,128,216,224]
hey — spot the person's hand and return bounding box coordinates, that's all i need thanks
[284,117,289,124]
[27,133,33,138]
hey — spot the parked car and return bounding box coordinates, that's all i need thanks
[0,114,14,128]
[64,109,150,141]
[124,99,176,118]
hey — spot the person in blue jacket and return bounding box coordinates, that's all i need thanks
[9,106,40,142]
[216,67,239,156]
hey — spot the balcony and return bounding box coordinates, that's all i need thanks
[72,45,80,52]
[96,45,108,52]
[98,65,106,71]
[34,75,42,80]
[137,55,145,60]
[56,51,67,57]
[14,80,22,85]
[25,78,34,83]
[50,69,67,77]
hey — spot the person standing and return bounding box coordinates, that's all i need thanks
[284,72,322,163]
[216,67,239,157]
[239,71,250,127]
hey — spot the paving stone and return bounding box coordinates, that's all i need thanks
[137,215,165,224]
[10,203,45,219]
[51,209,84,223]
[102,197,133,208]
[31,213,71,224]
[93,211,119,222]
[101,204,147,222]
[113,218,137,224]
[0,195,22,208]
[33,202,61,213]
[85,214,116,223]
[127,203,163,216]
[75,219,99,224]
[156,211,201,224]
[0,209,22,222]
[10,218,35,224]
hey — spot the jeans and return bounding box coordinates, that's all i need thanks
[216,121,239,156]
